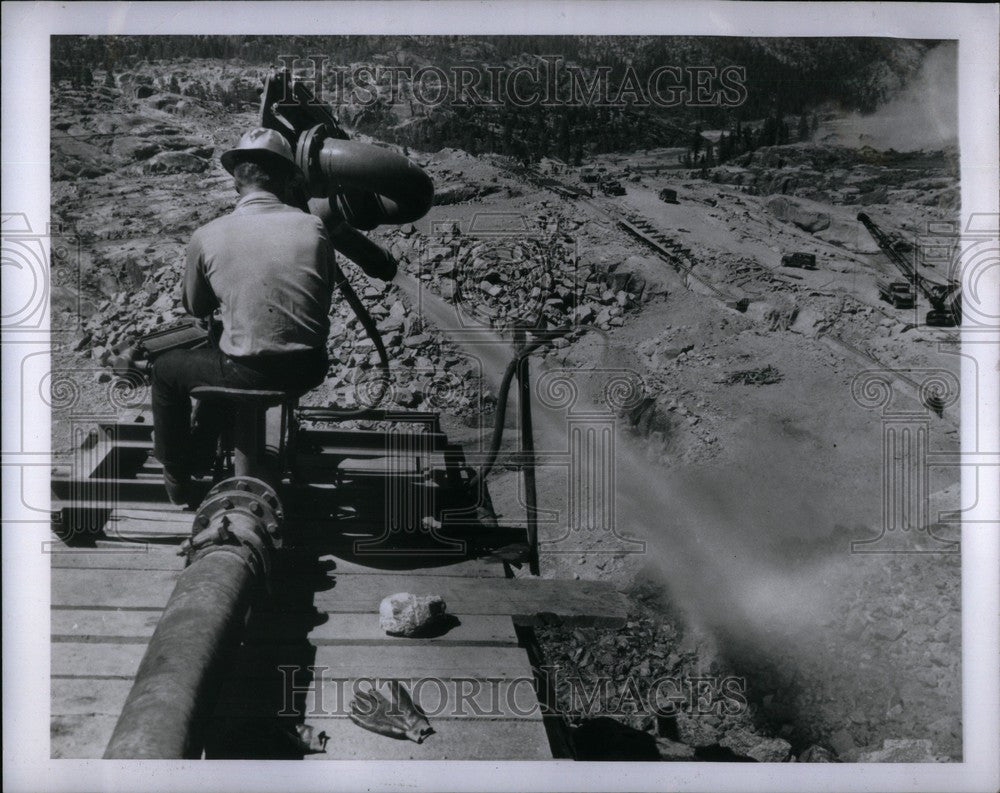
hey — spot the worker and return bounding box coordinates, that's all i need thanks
[151,128,334,505]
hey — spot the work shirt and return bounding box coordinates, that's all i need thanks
[183,190,333,358]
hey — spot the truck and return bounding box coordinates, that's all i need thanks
[658,187,679,204]
[876,278,916,308]
[780,252,818,270]
[858,212,961,326]
[599,179,626,196]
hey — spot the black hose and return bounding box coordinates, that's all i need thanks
[466,332,556,492]
[331,261,392,410]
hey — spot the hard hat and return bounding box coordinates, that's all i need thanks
[220,127,300,176]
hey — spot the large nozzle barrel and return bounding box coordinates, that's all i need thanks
[103,477,283,759]
[296,126,434,230]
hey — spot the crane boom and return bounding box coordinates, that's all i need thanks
[857,212,961,326]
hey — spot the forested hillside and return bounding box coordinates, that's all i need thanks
[52,35,947,163]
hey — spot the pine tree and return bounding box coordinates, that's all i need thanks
[797,113,809,142]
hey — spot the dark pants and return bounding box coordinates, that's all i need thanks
[151,346,328,476]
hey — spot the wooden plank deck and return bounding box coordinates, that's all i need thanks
[50,418,626,760]
[50,527,628,760]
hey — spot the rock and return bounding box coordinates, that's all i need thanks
[112,136,162,161]
[403,333,430,348]
[91,345,111,365]
[765,195,831,233]
[790,305,830,337]
[151,292,174,312]
[139,151,208,174]
[378,314,404,333]
[379,592,448,637]
[856,738,949,763]
[720,726,792,762]
[672,712,723,748]
[828,728,857,757]
[798,744,837,762]
[654,736,696,760]
[871,622,905,642]
[926,715,957,739]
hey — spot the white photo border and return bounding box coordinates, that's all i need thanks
[3,2,997,792]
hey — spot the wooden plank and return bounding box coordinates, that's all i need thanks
[54,499,190,514]
[53,609,519,646]
[315,574,628,627]
[306,613,518,645]
[212,677,542,722]
[51,714,119,759]
[308,644,534,679]
[52,608,164,640]
[50,547,185,571]
[52,568,178,609]
[300,716,552,760]
[53,641,533,681]
[52,642,146,679]
[54,715,551,760]
[304,677,542,721]
[221,643,535,682]
[52,569,626,627]
[52,678,132,717]
[319,555,505,578]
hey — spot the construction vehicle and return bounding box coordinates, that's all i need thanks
[875,277,916,308]
[599,179,626,196]
[857,212,961,327]
[780,252,817,270]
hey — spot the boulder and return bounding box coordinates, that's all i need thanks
[856,738,949,763]
[672,711,723,748]
[139,151,209,175]
[765,195,831,233]
[790,305,829,337]
[654,736,696,760]
[379,592,448,637]
[797,744,837,762]
[720,726,792,762]
[112,136,162,161]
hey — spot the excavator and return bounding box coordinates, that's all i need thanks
[857,211,961,327]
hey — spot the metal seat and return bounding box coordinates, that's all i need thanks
[190,387,302,480]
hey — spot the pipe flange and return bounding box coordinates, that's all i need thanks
[205,476,284,524]
[182,510,272,581]
[296,123,330,198]
[191,490,283,550]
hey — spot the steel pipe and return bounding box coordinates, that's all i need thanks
[102,549,256,758]
[104,478,283,758]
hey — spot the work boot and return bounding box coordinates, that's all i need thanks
[163,468,194,507]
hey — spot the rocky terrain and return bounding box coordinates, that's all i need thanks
[50,53,962,763]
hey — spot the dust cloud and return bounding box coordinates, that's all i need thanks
[822,42,958,151]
